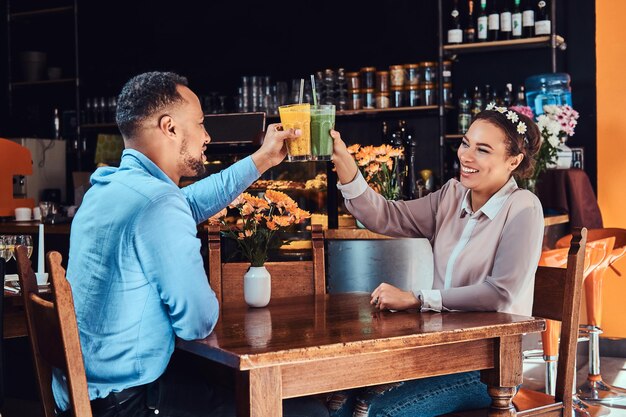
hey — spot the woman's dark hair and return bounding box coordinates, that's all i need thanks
[115,71,189,139]
[473,108,541,179]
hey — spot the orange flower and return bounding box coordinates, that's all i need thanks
[244,229,253,237]
[347,144,361,154]
[241,203,254,216]
[274,216,293,227]
[265,189,297,211]
[292,207,311,223]
[266,220,278,231]
[254,213,264,222]
[229,194,246,208]
[365,162,380,176]
[245,194,270,210]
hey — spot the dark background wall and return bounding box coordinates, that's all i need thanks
[1,0,597,188]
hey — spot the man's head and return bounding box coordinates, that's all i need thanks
[116,71,210,180]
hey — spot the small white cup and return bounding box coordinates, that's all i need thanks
[14,207,32,221]
[32,207,42,221]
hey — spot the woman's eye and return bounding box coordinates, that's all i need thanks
[461,141,469,147]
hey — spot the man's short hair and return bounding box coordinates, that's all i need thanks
[115,71,189,139]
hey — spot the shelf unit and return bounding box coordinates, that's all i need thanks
[436,0,565,181]
[5,0,80,140]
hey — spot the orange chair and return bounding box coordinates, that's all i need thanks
[556,228,626,405]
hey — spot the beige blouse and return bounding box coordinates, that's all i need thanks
[337,174,544,316]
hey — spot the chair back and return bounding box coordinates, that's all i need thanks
[532,227,587,416]
[15,246,92,417]
[208,224,326,306]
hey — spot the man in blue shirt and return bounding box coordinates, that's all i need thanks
[55,72,328,417]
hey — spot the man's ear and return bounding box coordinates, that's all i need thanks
[158,115,176,138]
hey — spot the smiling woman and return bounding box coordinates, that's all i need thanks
[326,107,544,416]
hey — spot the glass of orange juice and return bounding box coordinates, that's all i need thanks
[278,103,311,162]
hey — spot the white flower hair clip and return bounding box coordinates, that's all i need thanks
[485,102,528,137]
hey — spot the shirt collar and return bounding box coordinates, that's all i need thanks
[460,176,518,220]
[120,149,178,187]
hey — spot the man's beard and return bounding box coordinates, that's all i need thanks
[179,138,206,177]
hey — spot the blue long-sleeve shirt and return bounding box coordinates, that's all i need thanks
[53,149,259,410]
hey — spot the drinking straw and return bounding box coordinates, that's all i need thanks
[310,74,318,107]
[298,78,304,104]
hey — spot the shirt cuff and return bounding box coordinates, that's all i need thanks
[336,171,369,200]
[417,289,443,312]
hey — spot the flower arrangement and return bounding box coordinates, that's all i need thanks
[347,144,404,200]
[532,104,580,182]
[209,190,311,267]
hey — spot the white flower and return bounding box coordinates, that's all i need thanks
[496,106,507,113]
[517,122,527,135]
[486,102,496,111]
[547,133,560,148]
[506,111,519,123]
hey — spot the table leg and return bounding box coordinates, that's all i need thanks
[236,367,283,417]
[482,335,523,417]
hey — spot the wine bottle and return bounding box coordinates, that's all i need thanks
[448,0,463,44]
[488,0,500,41]
[465,0,476,42]
[514,85,527,106]
[471,86,484,120]
[458,89,472,134]
[522,0,535,37]
[534,0,551,36]
[503,83,514,107]
[477,0,488,41]
[500,0,512,40]
[511,0,522,38]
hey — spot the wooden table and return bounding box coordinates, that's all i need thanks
[177,293,545,417]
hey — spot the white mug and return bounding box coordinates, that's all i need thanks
[32,207,42,221]
[14,207,32,221]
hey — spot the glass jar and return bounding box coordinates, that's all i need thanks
[421,82,437,106]
[346,71,360,91]
[420,61,437,84]
[390,87,404,108]
[363,88,376,109]
[443,82,453,106]
[404,63,420,87]
[376,93,390,109]
[442,60,452,84]
[389,65,406,88]
[407,85,421,107]
[348,89,362,110]
[376,71,389,93]
[360,67,376,90]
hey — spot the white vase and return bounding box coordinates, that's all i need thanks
[243,266,271,308]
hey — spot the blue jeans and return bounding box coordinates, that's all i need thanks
[327,371,491,417]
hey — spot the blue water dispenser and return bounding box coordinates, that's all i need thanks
[524,73,573,117]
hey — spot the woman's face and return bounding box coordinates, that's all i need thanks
[457,119,522,197]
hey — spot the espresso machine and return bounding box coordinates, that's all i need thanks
[0,137,35,218]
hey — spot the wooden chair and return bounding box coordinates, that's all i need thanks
[442,227,587,417]
[555,228,626,404]
[15,246,92,417]
[207,223,326,306]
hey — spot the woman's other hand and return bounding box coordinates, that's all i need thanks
[331,130,359,185]
[371,282,421,311]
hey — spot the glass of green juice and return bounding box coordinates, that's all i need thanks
[310,104,335,161]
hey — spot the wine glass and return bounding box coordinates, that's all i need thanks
[15,235,34,259]
[0,235,9,261]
